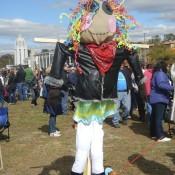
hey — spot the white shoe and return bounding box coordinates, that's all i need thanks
[55,130,61,134]
[157,137,171,142]
[50,131,61,137]
[128,115,132,119]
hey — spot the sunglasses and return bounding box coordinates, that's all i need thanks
[83,0,100,12]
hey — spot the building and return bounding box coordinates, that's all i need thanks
[132,43,150,63]
[163,40,175,50]
[35,51,54,69]
[14,35,28,65]
[26,49,36,69]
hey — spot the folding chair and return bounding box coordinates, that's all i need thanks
[0,96,10,140]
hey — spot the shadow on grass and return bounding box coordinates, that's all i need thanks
[128,154,175,175]
[31,155,74,175]
[166,153,175,165]
[129,122,150,138]
[38,125,48,133]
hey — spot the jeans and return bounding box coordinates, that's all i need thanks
[150,103,167,139]
[112,91,131,125]
[61,90,69,115]
[49,115,57,133]
[9,90,16,103]
[16,83,26,101]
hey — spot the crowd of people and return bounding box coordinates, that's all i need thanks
[39,58,174,144]
[0,59,174,175]
[0,60,174,143]
[0,65,44,106]
[110,60,175,142]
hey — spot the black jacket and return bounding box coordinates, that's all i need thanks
[119,66,133,92]
[45,42,145,101]
[15,68,26,83]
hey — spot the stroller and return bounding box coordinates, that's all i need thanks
[0,96,10,140]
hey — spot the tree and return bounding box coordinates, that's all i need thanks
[0,54,14,68]
[164,33,175,41]
[152,35,161,44]
[148,35,161,44]
[148,44,175,64]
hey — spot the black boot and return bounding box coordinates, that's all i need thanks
[92,173,105,175]
[71,171,83,175]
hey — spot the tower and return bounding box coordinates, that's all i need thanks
[15,35,28,65]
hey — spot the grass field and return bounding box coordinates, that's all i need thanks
[0,99,175,175]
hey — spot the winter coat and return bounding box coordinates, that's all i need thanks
[7,74,16,92]
[150,70,174,104]
[24,68,34,83]
[15,68,26,83]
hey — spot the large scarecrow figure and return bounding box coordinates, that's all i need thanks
[44,0,145,174]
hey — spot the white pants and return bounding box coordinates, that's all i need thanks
[72,121,104,174]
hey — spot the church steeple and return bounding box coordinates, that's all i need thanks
[15,35,28,65]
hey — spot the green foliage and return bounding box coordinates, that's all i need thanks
[148,35,161,44]
[148,44,175,64]
[0,54,14,68]
[164,33,175,41]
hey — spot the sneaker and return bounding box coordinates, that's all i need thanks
[50,131,61,137]
[151,136,156,140]
[157,137,171,142]
[55,130,61,134]
[128,115,132,119]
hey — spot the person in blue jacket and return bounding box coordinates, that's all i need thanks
[150,60,174,142]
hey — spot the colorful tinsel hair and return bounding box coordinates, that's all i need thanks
[65,0,138,51]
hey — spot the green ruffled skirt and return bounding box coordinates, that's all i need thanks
[73,100,116,125]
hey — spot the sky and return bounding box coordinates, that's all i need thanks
[0,0,175,54]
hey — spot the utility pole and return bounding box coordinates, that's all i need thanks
[144,33,146,43]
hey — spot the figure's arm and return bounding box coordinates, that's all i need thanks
[126,49,146,102]
[126,49,144,84]
[44,42,73,87]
